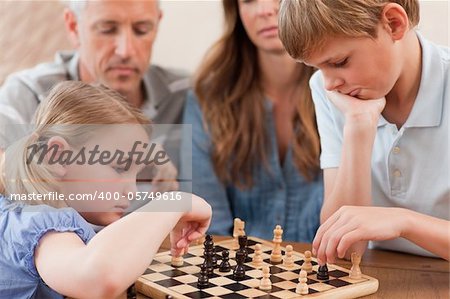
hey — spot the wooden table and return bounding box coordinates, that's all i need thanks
[135,236,449,299]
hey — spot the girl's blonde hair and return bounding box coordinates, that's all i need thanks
[194,0,320,188]
[279,0,420,61]
[0,81,150,206]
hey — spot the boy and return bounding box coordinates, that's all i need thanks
[279,0,449,262]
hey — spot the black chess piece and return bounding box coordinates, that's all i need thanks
[203,235,215,276]
[197,263,210,289]
[233,250,246,281]
[238,235,248,257]
[211,246,218,268]
[317,264,329,280]
[219,250,231,272]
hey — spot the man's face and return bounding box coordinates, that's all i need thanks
[304,27,402,100]
[74,0,161,96]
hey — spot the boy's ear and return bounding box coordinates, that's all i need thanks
[64,8,81,48]
[380,3,409,41]
[45,136,71,178]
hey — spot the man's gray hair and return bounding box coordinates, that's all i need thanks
[62,0,161,20]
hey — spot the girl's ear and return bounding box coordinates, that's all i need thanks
[45,136,71,177]
[380,3,409,41]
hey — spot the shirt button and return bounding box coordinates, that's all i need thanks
[393,170,402,177]
[393,147,401,154]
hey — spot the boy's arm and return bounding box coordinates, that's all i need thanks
[35,192,211,299]
[313,206,450,262]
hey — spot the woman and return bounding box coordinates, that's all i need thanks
[182,0,323,242]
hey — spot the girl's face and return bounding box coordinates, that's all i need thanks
[56,125,149,226]
[238,0,285,54]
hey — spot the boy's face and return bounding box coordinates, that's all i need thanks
[304,27,403,100]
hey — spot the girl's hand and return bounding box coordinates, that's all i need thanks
[170,194,212,256]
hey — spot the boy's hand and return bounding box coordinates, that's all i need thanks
[327,91,386,126]
[170,194,212,257]
[312,206,407,264]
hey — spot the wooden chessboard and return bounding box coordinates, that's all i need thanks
[136,236,379,298]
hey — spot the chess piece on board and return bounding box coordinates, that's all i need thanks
[302,250,313,273]
[219,250,231,272]
[171,251,184,267]
[317,264,329,280]
[259,266,272,291]
[233,218,246,249]
[270,225,283,263]
[252,244,263,268]
[283,245,294,267]
[295,269,309,295]
[350,252,362,279]
[197,263,209,289]
[233,250,246,281]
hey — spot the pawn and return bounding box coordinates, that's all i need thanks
[171,254,184,267]
[295,269,309,295]
[283,245,294,267]
[259,266,272,291]
[197,263,209,289]
[317,264,329,280]
[219,250,231,272]
[350,252,362,279]
[252,244,263,268]
[233,250,246,281]
[302,250,313,273]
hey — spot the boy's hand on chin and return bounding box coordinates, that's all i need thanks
[326,91,386,126]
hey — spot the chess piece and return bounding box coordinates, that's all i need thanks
[238,235,249,261]
[197,263,209,289]
[252,244,263,268]
[203,235,215,276]
[259,266,272,291]
[219,250,231,272]
[283,245,294,267]
[270,225,283,263]
[233,250,246,281]
[302,250,313,273]
[317,264,329,280]
[171,252,184,267]
[211,246,218,268]
[233,218,246,249]
[350,252,362,279]
[295,269,309,295]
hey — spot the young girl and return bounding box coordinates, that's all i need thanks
[182,0,323,242]
[0,81,212,298]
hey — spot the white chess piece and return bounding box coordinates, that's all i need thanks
[283,245,294,267]
[259,266,272,291]
[252,244,263,268]
[171,249,184,267]
[350,252,362,279]
[233,218,245,249]
[302,250,313,273]
[295,269,309,295]
[270,225,283,263]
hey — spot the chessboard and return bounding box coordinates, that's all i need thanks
[136,236,378,298]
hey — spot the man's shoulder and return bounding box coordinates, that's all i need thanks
[146,65,191,94]
[2,51,75,97]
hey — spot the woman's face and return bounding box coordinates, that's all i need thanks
[56,125,149,226]
[238,0,285,54]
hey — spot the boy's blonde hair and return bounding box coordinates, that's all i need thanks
[0,81,150,207]
[279,0,420,61]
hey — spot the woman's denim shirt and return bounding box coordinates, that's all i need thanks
[181,92,324,242]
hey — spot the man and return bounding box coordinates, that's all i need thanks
[0,0,188,190]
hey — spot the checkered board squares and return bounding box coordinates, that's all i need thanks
[136,237,379,299]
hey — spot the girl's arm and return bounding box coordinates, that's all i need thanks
[35,192,211,299]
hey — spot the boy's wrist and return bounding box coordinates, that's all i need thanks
[398,208,414,239]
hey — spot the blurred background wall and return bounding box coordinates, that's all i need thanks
[0,0,448,84]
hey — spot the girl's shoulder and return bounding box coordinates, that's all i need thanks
[0,195,96,278]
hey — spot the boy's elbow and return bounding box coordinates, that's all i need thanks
[86,271,123,299]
